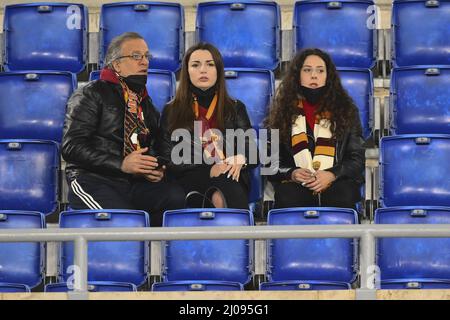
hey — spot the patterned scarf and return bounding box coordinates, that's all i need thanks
[120,79,150,157]
[193,93,225,161]
[291,100,336,172]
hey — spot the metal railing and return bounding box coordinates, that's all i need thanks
[1,224,450,296]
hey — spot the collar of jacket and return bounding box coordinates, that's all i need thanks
[99,68,149,99]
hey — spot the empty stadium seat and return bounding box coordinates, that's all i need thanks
[58,209,150,287]
[376,207,450,283]
[0,140,59,215]
[89,69,175,113]
[266,208,358,283]
[379,135,450,207]
[152,281,243,291]
[389,66,450,135]
[391,0,450,67]
[161,209,254,285]
[196,1,281,70]
[99,2,184,72]
[45,281,137,292]
[0,71,77,143]
[381,279,450,290]
[294,0,376,68]
[3,3,88,73]
[338,67,374,140]
[0,283,31,293]
[260,280,351,291]
[225,68,275,206]
[0,211,45,289]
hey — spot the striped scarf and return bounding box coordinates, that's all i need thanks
[120,80,149,157]
[291,100,335,171]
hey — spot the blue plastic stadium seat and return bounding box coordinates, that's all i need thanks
[390,66,450,135]
[294,0,376,68]
[260,280,351,291]
[224,68,275,205]
[0,211,45,289]
[0,140,59,215]
[391,0,450,67]
[381,279,450,290]
[379,135,450,207]
[196,1,281,70]
[99,2,184,72]
[266,208,358,283]
[152,281,243,291]
[45,281,137,292]
[89,69,175,113]
[376,207,450,282]
[0,283,31,293]
[3,3,88,73]
[338,68,373,140]
[162,209,254,285]
[59,209,150,286]
[0,71,77,143]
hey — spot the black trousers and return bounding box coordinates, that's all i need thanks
[273,179,362,210]
[67,172,185,227]
[176,166,249,209]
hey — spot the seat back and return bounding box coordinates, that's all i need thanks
[45,281,137,292]
[294,0,376,68]
[3,3,88,73]
[260,280,351,291]
[89,69,175,113]
[59,209,150,286]
[338,68,373,140]
[376,206,450,280]
[0,71,76,143]
[0,140,59,215]
[196,1,280,70]
[267,207,358,283]
[0,211,45,288]
[152,281,243,291]
[391,0,450,66]
[162,209,254,284]
[379,135,450,207]
[99,2,184,71]
[0,283,31,293]
[381,279,450,290]
[390,66,450,135]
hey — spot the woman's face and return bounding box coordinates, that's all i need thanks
[300,55,327,89]
[188,49,218,90]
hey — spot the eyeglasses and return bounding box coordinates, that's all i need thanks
[301,67,326,75]
[118,53,152,61]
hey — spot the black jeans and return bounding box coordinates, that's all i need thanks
[67,172,185,227]
[273,179,362,210]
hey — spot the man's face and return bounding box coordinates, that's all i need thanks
[113,39,149,77]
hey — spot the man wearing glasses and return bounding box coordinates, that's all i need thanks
[62,32,184,226]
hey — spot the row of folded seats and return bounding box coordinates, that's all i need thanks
[2,206,450,293]
[1,0,449,73]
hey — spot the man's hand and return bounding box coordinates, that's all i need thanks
[121,147,158,174]
[143,166,165,183]
[210,163,232,178]
[291,168,315,184]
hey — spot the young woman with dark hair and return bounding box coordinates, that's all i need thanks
[159,43,256,208]
[266,48,365,209]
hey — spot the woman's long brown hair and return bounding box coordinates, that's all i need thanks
[266,48,362,143]
[165,42,235,133]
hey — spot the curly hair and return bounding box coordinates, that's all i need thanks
[266,48,362,143]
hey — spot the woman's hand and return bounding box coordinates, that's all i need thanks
[210,163,232,178]
[304,170,336,193]
[224,154,246,182]
[291,168,315,184]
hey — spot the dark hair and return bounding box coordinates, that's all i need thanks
[165,42,235,132]
[266,48,362,142]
